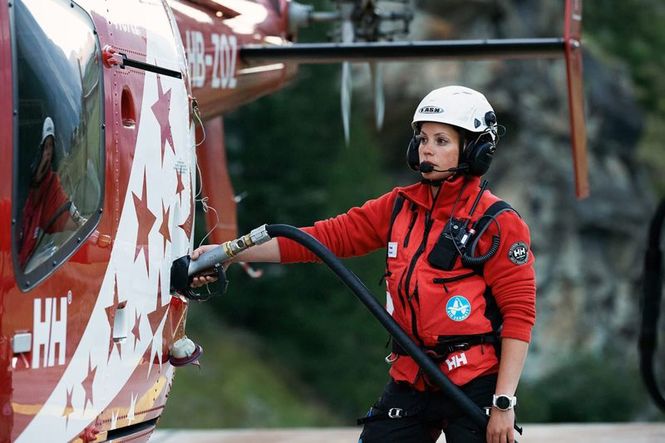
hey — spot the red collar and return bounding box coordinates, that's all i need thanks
[396,175,482,212]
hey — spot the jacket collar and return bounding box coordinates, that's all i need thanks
[397,175,482,212]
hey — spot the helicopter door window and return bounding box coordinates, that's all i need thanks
[11,0,104,290]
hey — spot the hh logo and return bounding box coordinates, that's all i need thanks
[508,241,529,265]
[445,352,467,371]
[32,297,67,368]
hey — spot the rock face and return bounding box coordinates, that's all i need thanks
[379,1,656,379]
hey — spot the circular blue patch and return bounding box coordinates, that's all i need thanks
[446,295,471,321]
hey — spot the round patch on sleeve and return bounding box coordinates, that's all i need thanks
[508,241,529,265]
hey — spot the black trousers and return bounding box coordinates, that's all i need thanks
[358,374,497,443]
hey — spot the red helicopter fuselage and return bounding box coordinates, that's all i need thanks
[0,0,293,441]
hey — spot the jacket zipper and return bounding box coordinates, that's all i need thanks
[433,271,477,293]
[403,205,418,248]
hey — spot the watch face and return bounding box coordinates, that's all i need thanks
[496,396,511,410]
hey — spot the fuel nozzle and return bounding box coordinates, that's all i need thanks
[187,224,271,277]
[170,225,271,300]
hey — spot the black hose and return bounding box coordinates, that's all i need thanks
[462,235,500,267]
[640,198,665,412]
[265,224,490,430]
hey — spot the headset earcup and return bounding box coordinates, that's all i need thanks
[406,136,420,171]
[467,141,495,176]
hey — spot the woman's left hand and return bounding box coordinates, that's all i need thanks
[486,408,515,443]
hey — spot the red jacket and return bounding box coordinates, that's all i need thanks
[278,175,536,389]
[18,170,70,268]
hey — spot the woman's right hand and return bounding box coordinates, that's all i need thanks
[190,244,223,288]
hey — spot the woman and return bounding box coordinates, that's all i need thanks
[192,86,536,443]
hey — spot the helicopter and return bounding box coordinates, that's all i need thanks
[0,0,587,441]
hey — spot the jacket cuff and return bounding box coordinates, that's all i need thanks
[500,318,533,343]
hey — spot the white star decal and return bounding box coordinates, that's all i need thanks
[127,393,137,425]
[111,410,119,429]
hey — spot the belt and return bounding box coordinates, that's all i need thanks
[391,332,499,361]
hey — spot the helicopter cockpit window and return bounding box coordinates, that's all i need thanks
[11,0,104,289]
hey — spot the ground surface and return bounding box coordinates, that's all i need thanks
[150,423,665,442]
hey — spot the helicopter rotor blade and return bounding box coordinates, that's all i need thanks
[240,38,565,64]
[340,3,355,145]
[370,62,385,130]
[341,62,352,144]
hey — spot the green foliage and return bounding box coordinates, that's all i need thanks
[585,2,665,115]
[636,114,665,196]
[517,352,654,423]
[160,307,342,427]
[584,1,665,194]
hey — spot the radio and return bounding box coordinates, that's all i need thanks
[428,217,475,270]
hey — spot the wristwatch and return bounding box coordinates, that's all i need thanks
[492,394,517,411]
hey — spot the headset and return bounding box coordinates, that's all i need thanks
[406,111,498,177]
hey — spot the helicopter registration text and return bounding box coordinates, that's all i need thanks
[185,30,238,89]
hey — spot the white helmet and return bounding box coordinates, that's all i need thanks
[40,116,55,146]
[412,86,497,138]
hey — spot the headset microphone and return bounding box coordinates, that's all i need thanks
[418,162,469,174]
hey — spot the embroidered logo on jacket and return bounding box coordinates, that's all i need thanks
[446,295,471,321]
[445,352,468,371]
[508,241,529,265]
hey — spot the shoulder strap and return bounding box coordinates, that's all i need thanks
[472,200,515,236]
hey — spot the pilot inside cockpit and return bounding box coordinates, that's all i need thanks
[18,117,86,269]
